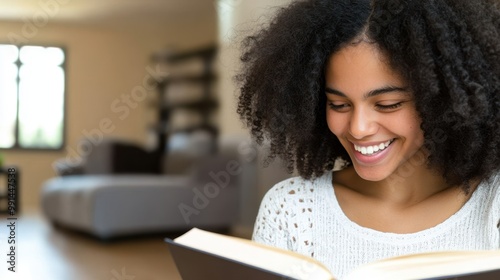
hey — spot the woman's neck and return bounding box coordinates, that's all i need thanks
[331,162,476,233]
[334,162,458,208]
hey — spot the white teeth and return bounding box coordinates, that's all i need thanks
[367,146,374,154]
[354,140,393,155]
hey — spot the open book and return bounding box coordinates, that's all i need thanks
[166,228,500,280]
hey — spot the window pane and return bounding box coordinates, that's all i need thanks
[0,44,19,63]
[19,46,45,65]
[20,46,65,66]
[18,61,65,149]
[0,62,18,148]
[46,47,65,66]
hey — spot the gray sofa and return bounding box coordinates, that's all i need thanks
[41,136,256,239]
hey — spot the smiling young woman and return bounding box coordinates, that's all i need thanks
[323,41,469,234]
[325,42,425,183]
[236,0,500,279]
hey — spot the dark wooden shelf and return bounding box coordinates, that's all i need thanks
[152,45,217,64]
[150,45,219,155]
[160,99,218,112]
[155,74,217,88]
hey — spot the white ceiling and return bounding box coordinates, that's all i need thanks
[0,0,216,25]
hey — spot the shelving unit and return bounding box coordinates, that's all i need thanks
[150,45,219,155]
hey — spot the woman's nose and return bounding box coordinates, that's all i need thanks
[348,108,378,139]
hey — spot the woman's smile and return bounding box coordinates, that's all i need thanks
[351,139,395,165]
[353,139,394,156]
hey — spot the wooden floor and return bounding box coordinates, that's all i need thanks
[0,210,183,280]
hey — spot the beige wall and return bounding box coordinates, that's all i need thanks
[0,17,216,211]
[216,0,294,136]
[216,0,295,235]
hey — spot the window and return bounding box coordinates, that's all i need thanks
[0,44,65,149]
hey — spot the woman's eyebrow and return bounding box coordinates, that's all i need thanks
[325,85,409,99]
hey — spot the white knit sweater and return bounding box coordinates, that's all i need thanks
[252,171,500,279]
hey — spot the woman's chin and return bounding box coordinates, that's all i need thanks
[352,165,393,182]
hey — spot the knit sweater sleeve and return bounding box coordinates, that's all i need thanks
[252,177,316,257]
[493,174,500,248]
[251,180,291,249]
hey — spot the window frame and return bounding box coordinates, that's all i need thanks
[0,43,67,151]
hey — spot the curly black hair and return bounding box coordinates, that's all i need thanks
[236,0,500,192]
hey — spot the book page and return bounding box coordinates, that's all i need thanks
[345,250,500,280]
[174,228,334,280]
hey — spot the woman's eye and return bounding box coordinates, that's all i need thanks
[376,102,403,111]
[328,102,350,112]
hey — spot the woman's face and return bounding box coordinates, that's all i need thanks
[325,42,425,182]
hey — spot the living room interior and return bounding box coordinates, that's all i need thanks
[0,0,293,279]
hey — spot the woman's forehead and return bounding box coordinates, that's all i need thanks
[325,42,407,93]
